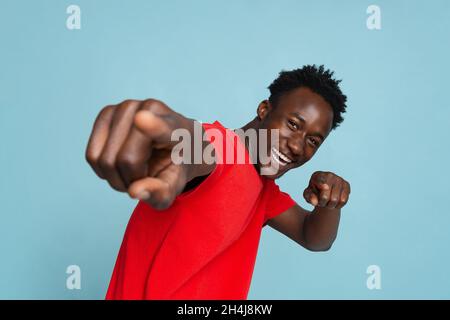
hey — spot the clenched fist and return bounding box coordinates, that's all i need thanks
[303,171,351,209]
[85,99,201,210]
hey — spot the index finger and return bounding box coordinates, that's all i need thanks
[310,172,330,191]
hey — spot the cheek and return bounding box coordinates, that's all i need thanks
[274,123,292,142]
[266,125,289,146]
[305,148,318,161]
[298,148,316,165]
[279,125,292,137]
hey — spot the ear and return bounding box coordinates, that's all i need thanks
[257,100,272,121]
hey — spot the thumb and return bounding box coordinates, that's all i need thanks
[303,187,319,206]
[128,177,174,210]
[311,179,330,192]
[310,172,330,191]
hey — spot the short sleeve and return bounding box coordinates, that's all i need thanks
[263,179,296,224]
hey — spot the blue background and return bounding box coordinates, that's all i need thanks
[1,0,449,299]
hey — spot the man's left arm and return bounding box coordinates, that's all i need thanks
[267,171,351,252]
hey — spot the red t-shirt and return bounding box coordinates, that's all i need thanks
[105,121,296,300]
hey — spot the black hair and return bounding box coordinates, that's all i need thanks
[268,65,347,130]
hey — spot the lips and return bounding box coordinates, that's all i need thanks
[271,147,293,166]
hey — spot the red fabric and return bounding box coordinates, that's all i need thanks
[105,121,296,300]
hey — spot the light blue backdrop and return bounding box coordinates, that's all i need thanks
[1,0,449,299]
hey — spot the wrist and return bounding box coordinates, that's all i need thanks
[312,206,341,215]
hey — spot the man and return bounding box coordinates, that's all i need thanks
[86,65,350,299]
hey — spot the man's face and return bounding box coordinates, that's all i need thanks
[256,87,334,179]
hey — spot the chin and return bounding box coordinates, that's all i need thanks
[272,171,288,180]
[258,166,288,179]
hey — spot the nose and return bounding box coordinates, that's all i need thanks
[287,133,304,158]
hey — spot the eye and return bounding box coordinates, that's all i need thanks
[308,137,320,148]
[287,119,298,130]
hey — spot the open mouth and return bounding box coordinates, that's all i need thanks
[271,147,292,166]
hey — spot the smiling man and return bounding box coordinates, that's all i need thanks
[86,65,350,299]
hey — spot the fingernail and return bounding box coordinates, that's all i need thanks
[137,191,150,200]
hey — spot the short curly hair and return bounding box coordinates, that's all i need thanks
[268,65,347,130]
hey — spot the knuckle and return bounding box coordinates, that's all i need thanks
[98,105,115,119]
[100,104,115,115]
[107,181,124,192]
[117,100,139,114]
[98,156,116,172]
[330,174,339,182]
[324,171,331,175]
[94,105,115,124]
[312,171,322,179]
[85,150,98,167]
[140,99,166,112]
[120,99,138,107]
[116,153,138,169]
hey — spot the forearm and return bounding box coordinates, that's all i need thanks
[303,206,341,251]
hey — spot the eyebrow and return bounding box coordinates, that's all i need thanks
[289,112,326,141]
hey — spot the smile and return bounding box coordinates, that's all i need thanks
[271,147,292,166]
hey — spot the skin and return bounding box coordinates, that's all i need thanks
[85,87,350,251]
[240,87,350,251]
[85,99,215,210]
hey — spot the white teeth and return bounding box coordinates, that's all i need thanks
[271,152,282,166]
[271,147,292,164]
